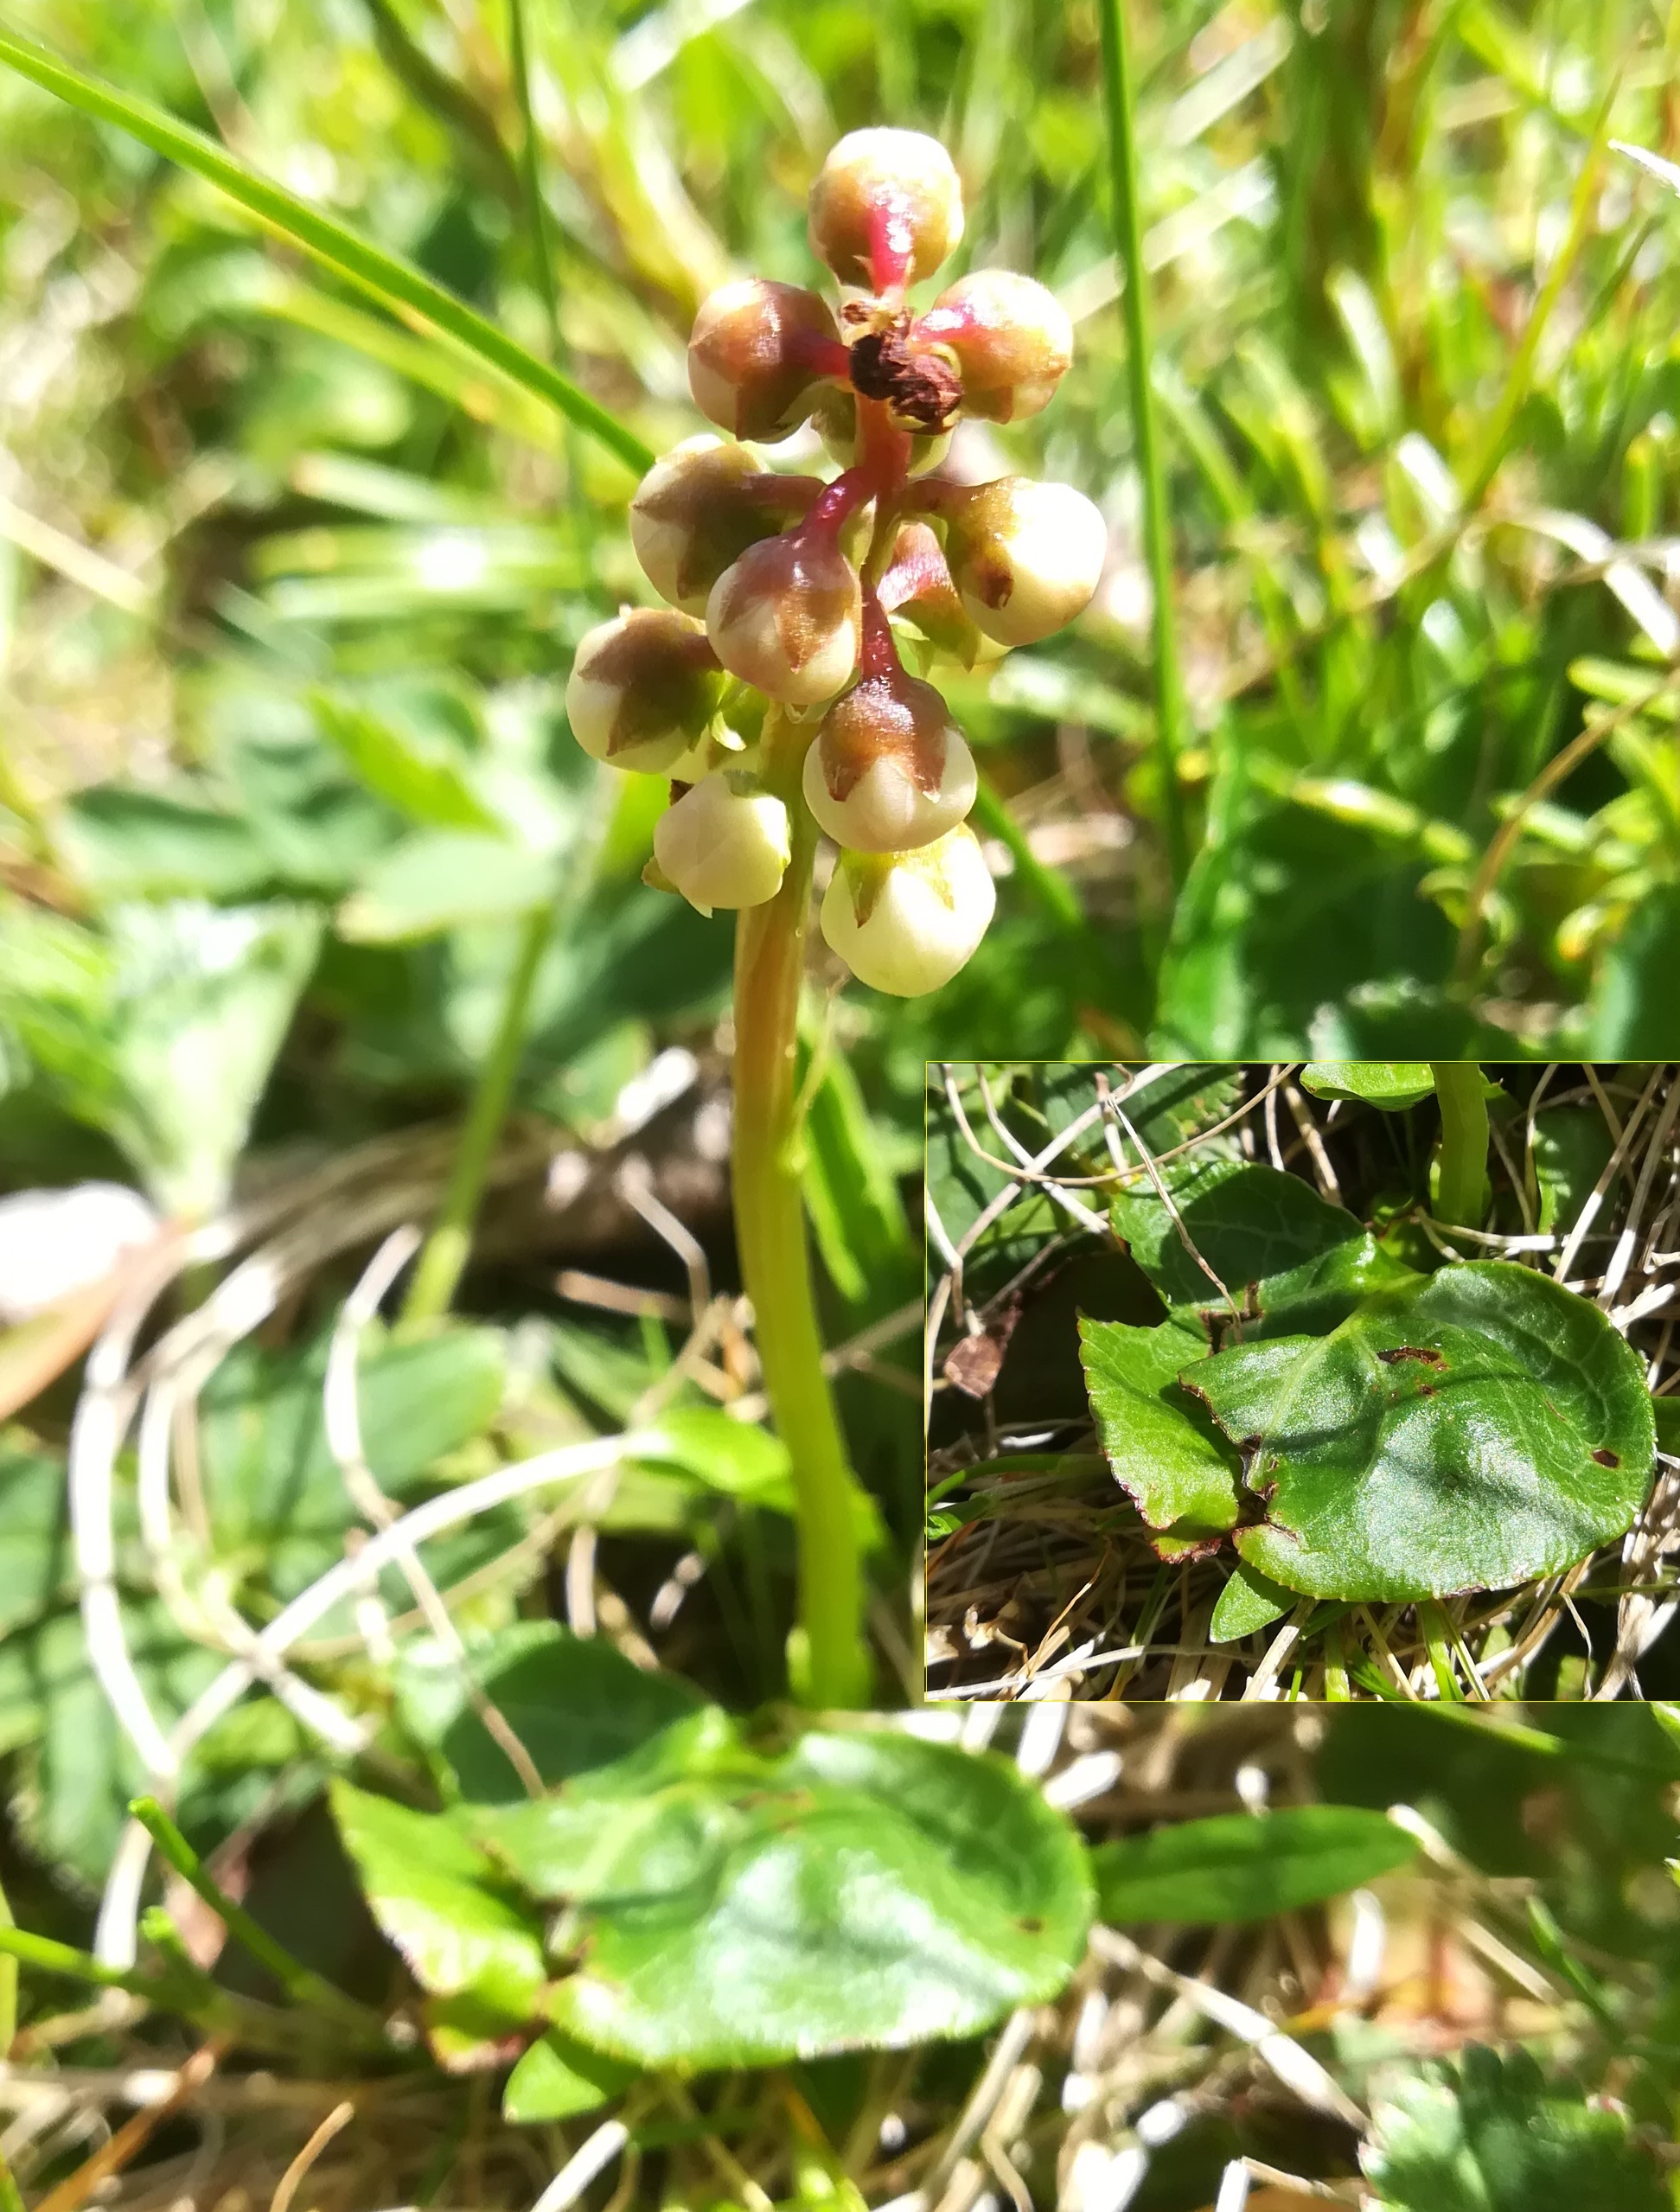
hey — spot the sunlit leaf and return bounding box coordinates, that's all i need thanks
[1093,1806,1417,1924]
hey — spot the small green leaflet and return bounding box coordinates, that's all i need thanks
[1093,1806,1418,1924]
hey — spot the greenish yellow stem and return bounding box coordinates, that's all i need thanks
[1430,1061,1489,1230]
[732,715,872,1709]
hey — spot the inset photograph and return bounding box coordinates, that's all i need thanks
[926,1061,1680,1701]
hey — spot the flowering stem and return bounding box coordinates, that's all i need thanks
[1430,1061,1490,1230]
[1096,0,1189,893]
[732,712,872,1709]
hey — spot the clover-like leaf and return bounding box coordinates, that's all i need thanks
[1207,1558,1296,1643]
[1300,1061,1436,1109]
[1076,1315,1239,1556]
[1093,1806,1417,1925]
[1363,2044,1665,2212]
[1110,1157,1415,1340]
[468,1721,1091,2071]
[502,2030,638,2123]
[1189,1262,1655,1601]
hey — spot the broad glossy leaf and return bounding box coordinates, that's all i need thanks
[1153,782,1462,1057]
[1190,1263,1655,1600]
[503,2030,637,2123]
[0,1597,239,1883]
[60,788,273,904]
[634,1408,885,1549]
[1093,1806,1417,1924]
[394,1621,702,1804]
[1110,1157,1415,1339]
[1363,2045,1665,2212]
[1530,1107,1617,1236]
[1077,1316,1239,1556]
[1037,1063,1240,1157]
[199,1325,507,1608]
[1300,1062,1435,1109]
[471,1721,1092,2068]
[1207,1559,1295,1643]
[329,1780,547,2019]
[337,831,556,943]
[312,694,502,834]
[0,1444,67,1635]
[1586,882,1680,1055]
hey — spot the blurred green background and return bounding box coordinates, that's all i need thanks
[10,0,1680,1077]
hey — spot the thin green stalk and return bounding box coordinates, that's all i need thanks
[508,0,559,350]
[404,781,614,1325]
[1430,1061,1490,1230]
[402,898,553,1326]
[507,0,596,578]
[1096,0,1188,892]
[1419,1601,1466,1701]
[732,713,872,1710]
[130,1797,383,2035]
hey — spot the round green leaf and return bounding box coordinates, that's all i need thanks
[1188,1262,1655,1600]
[1077,1316,1240,1556]
[1093,1806,1418,1924]
[502,2030,637,2124]
[499,1727,1092,2070]
[329,1780,547,2019]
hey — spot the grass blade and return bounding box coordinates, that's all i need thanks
[0,22,655,476]
[1096,0,1189,892]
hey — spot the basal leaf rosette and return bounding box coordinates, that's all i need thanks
[1191,1261,1655,1602]
[331,1631,1092,2086]
[1083,1160,1658,1607]
[567,126,1106,996]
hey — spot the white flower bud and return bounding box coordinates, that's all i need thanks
[565,609,724,774]
[915,270,1074,423]
[687,279,840,443]
[808,128,964,291]
[629,437,816,616]
[653,770,791,914]
[802,666,976,851]
[819,823,995,996]
[940,477,1107,648]
[706,529,862,706]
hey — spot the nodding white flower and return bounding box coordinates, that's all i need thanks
[653,770,791,914]
[808,128,964,291]
[819,823,995,996]
[802,666,976,852]
[939,477,1107,648]
[565,609,725,774]
[687,279,840,443]
[914,270,1074,423]
[630,437,816,616]
[706,529,862,706]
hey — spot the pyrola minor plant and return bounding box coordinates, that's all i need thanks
[569,125,1104,998]
[564,131,1105,1709]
